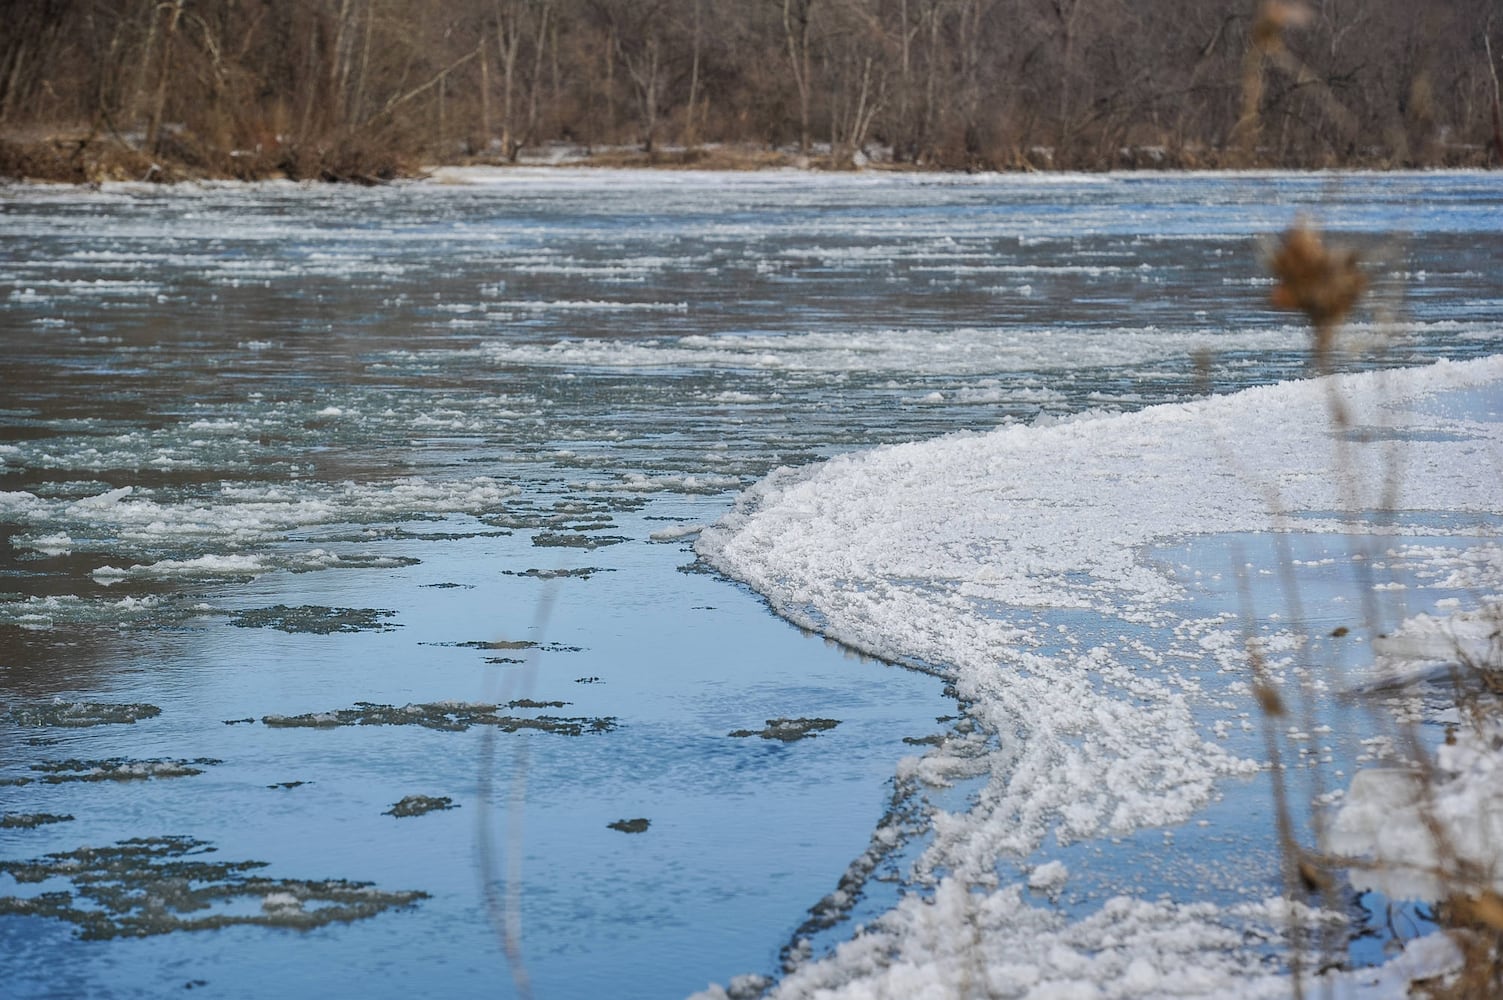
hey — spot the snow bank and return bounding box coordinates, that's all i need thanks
[696,356,1503,997]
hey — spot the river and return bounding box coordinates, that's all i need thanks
[1,169,1500,998]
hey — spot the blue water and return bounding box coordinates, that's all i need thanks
[1,169,1500,998]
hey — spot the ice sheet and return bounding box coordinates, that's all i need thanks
[697,356,1503,996]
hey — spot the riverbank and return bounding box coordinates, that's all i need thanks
[0,128,419,186]
[3,129,1496,186]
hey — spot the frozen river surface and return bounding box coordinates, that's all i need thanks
[1,169,1500,998]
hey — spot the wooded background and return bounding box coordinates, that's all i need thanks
[2,0,1500,179]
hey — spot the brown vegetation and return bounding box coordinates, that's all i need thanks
[1,0,1500,182]
[1253,222,1503,997]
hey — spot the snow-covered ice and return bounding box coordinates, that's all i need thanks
[697,356,1503,997]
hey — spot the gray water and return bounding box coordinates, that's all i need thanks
[0,169,1499,998]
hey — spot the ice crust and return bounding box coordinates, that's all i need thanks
[1326,602,1503,901]
[696,357,1503,997]
[1365,598,1503,687]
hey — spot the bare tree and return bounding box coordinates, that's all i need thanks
[590,0,671,153]
[493,0,553,159]
[824,0,890,166]
[5,0,1501,179]
[780,0,819,154]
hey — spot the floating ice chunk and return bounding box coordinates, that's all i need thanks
[585,473,742,495]
[69,486,134,510]
[1027,860,1069,894]
[7,478,519,555]
[14,532,73,555]
[261,892,304,913]
[92,554,266,582]
[649,524,704,542]
[686,973,772,1000]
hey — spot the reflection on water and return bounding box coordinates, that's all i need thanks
[0,170,1500,998]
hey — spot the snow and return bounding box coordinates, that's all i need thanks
[1027,861,1070,894]
[1326,607,1503,901]
[694,885,1357,1000]
[1364,599,1503,687]
[695,356,1503,997]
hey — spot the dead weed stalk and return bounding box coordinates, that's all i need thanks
[1250,218,1503,997]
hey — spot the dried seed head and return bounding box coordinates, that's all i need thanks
[1445,890,1503,932]
[1254,682,1285,716]
[1267,220,1367,333]
[1297,855,1332,894]
[1253,1,1313,52]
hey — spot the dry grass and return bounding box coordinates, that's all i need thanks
[0,134,168,184]
[1255,219,1503,998]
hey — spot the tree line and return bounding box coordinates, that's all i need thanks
[2,0,1500,181]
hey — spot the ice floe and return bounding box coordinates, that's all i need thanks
[697,356,1503,996]
[1,477,518,550]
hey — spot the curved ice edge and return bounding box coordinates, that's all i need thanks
[694,355,1503,998]
[696,354,1503,680]
[691,890,1464,1000]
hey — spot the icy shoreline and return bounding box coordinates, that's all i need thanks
[696,356,1503,997]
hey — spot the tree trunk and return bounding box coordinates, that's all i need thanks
[782,0,816,154]
[1487,28,1503,166]
[523,2,552,156]
[685,0,702,147]
[145,0,185,154]
[496,0,523,158]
